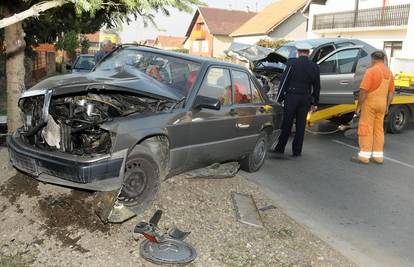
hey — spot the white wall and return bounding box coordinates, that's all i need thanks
[232,12,307,45]
[319,29,406,49]
[232,35,268,45]
[268,12,308,41]
[212,35,233,58]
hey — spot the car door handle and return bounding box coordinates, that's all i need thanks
[340,80,350,85]
[229,109,238,116]
[236,123,250,129]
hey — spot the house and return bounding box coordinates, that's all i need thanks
[153,36,185,50]
[82,30,120,53]
[230,0,308,45]
[139,39,156,47]
[81,32,100,53]
[305,0,414,73]
[184,7,256,57]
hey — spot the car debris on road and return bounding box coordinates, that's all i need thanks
[134,210,197,265]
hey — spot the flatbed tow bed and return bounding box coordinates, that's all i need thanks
[307,88,414,134]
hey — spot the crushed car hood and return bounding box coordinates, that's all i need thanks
[226,42,287,65]
[25,67,182,101]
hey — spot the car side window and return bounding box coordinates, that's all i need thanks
[232,70,252,104]
[313,45,335,62]
[250,79,264,104]
[198,67,232,106]
[319,48,360,75]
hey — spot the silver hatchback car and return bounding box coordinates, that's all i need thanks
[228,38,378,105]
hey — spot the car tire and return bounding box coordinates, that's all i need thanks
[118,145,160,214]
[386,105,410,134]
[240,132,268,173]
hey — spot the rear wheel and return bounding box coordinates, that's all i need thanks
[386,105,410,134]
[118,145,160,214]
[240,132,268,173]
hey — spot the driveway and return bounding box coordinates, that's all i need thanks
[242,123,414,267]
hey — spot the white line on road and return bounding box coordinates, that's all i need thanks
[333,139,414,169]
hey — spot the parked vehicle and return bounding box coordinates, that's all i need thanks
[8,45,282,213]
[68,54,96,73]
[227,38,378,105]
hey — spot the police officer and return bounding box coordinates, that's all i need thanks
[273,43,320,157]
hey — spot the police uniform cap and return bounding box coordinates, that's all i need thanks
[295,42,312,51]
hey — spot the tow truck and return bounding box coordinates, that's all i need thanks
[307,87,414,134]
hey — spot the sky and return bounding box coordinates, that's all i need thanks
[119,0,277,42]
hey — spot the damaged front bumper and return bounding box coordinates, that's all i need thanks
[7,132,127,191]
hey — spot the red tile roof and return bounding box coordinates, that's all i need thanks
[82,32,100,43]
[185,7,257,37]
[154,36,185,48]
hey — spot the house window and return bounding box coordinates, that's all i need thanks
[192,41,200,53]
[384,41,403,59]
[195,22,203,31]
[201,40,209,53]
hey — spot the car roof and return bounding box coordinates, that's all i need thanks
[123,45,247,70]
[285,38,367,48]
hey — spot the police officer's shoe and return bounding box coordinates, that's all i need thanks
[292,153,301,157]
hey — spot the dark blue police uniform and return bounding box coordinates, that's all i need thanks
[274,55,321,156]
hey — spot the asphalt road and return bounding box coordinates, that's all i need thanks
[241,123,414,267]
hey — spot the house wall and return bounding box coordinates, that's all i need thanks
[212,35,233,58]
[232,12,307,45]
[268,12,308,41]
[232,35,268,45]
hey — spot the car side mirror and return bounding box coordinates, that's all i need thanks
[66,64,72,70]
[193,95,221,111]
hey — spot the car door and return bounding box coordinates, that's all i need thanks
[317,46,363,104]
[186,66,239,169]
[231,69,272,156]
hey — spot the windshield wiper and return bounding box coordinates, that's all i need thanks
[170,96,186,110]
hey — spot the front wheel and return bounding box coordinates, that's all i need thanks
[240,133,268,173]
[118,145,160,214]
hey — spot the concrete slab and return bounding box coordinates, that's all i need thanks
[231,192,263,228]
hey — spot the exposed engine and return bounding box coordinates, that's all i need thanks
[19,91,169,155]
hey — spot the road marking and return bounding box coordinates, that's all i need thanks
[333,139,414,169]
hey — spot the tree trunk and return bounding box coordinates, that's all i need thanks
[5,21,26,132]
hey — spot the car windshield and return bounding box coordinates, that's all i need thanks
[74,56,95,70]
[95,48,201,98]
[276,46,298,59]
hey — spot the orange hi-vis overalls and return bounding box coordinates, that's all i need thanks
[358,63,394,164]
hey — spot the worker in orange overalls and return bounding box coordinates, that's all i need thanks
[355,51,395,164]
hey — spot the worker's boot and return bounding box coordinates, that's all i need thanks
[357,151,371,164]
[357,156,370,164]
[372,152,384,164]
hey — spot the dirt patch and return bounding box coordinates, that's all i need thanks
[0,173,40,205]
[37,190,111,253]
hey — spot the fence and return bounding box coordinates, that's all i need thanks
[313,4,410,30]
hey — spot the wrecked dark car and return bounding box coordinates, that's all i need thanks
[8,45,282,213]
[227,38,378,105]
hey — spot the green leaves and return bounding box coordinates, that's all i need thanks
[55,31,79,54]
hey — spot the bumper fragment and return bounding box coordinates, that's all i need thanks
[7,133,126,191]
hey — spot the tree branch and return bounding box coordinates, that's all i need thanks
[0,0,71,29]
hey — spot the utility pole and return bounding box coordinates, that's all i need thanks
[353,0,359,27]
